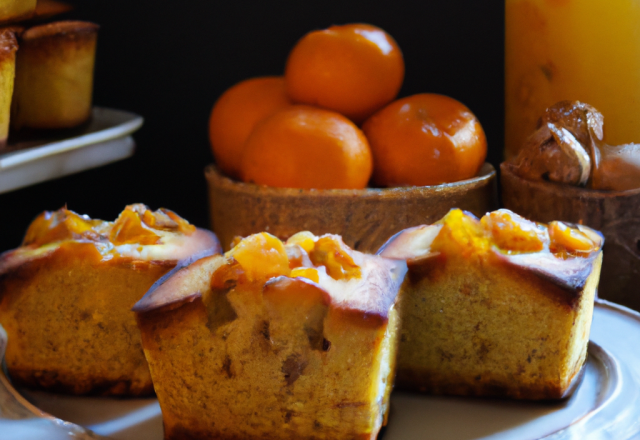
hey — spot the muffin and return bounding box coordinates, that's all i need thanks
[11,20,98,130]
[379,208,603,399]
[0,204,221,396]
[134,231,406,439]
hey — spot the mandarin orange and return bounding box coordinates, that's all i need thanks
[239,105,372,189]
[363,93,487,187]
[285,23,404,123]
[209,77,292,179]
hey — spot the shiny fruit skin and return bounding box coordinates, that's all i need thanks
[362,93,487,187]
[240,105,373,189]
[285,23,404,123]
[209,77,292,179]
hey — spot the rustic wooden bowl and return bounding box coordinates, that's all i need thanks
[501,162,640,311]
[205,163,498,254]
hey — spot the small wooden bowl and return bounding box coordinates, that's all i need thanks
[501,163,640,311]
[205,163,498,253]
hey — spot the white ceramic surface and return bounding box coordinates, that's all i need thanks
[2,301,640,440]
[0,107,143,194]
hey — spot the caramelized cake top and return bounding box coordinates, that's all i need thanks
[134,231,407,320]
[379,209,603,296]
[0,204,221,276]
[21,20,99,41]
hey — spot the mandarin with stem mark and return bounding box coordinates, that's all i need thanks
[209,77,292,179]
[285,23,404,123]
[363,93,487,187]
[240,105,372,189]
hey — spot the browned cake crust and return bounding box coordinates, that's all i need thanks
[30,0,73,22]
[21,20,98,43]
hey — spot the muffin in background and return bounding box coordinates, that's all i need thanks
[11,20,98,130]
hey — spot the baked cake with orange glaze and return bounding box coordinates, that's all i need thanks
[378,209,603,399]
[0,204,220,396]
[134,231,406,440]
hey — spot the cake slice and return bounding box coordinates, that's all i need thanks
[11,20,98,130]
[134,231,407,439]
[0,204,221,396]
[378,209,603,399]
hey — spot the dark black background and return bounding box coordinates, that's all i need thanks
[0,0,504,252]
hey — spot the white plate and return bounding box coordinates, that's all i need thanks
[0,107,143,194]
[1,300,640,440]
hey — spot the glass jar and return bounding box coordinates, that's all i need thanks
[505,0,640,158]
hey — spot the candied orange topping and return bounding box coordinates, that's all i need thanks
[23,209,103,247]
[23,204,197,250]
[481,210,547,253]
[424,209,599,260]
[308,236,361,280]
[548,221,596,258]
[431,209,489,256]
[220,232,362,285]
[286,231,316,253]
[141,208,196,234]
[229,232,291,282]
[290,267,320,283]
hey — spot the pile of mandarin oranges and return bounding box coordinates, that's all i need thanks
[209,23,487,190]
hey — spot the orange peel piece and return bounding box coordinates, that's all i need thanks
[229,232,291,282]
[308,236,361,280]
[549,221,596,258]
[481,210,546,253]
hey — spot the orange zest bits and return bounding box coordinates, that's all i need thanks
[285,23,404,123]
[209,77,292,179]
[363,93,487,187]
[23,208,103,247]
[240,105,373,189]
[481,210,547,253]
[548,221,597,258]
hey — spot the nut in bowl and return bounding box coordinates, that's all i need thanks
[502,101,640,310]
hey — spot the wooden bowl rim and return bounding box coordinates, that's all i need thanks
[500,162,640,199]
[205,162,496,198]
